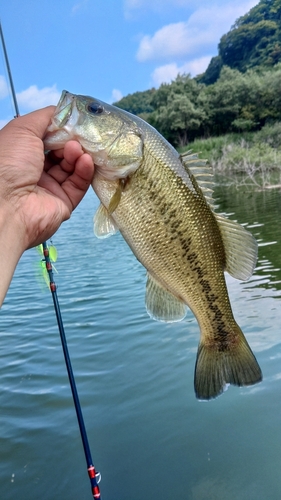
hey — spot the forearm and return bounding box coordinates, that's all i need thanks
[0,203,26,306]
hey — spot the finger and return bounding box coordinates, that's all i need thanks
[38,152,94,212]
[60,153,95,210]
[44,164,70,184]
[2,106,56,139]
[63,141,85,163]
[44,143,94,183]
[44,141,87,173]
[58,142,87,173]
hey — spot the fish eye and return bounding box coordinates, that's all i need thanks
[87,102,104,115]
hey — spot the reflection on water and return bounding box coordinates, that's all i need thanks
[1,185,281,500]
[215,183,281,291]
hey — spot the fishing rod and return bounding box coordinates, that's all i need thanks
[42,243,101,499]
[0,21,101,499]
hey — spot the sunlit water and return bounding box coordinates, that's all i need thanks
[1,183,281,500]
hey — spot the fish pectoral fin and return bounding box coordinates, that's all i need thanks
[108,178,128,215]
[93,203,119,239]
[215,214,258,280]
[194,325,262,400]
[108,183,122,215]
[145,273,187,322]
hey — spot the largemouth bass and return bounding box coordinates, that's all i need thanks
[44,90,262,400]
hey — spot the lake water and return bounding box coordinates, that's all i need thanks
[1,182,281,500]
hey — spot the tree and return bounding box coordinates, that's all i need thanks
[198,56,223,85]
[114,89,156,115]
[219,20,277,72]
[148,75,207,146]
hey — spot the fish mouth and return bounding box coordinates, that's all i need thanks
[57,89,74,109]
[44,90,81,149]
[47,90,77,132]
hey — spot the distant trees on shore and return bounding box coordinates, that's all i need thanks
[115,65,281,146]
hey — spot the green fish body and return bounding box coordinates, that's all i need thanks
[44,91,262,399]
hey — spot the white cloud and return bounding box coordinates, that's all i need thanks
[71,0,89,15]
[125,0,199,14]
[0,75,9,99]
[126,0,258,15]
[110,89,123,103]
[137,22,192,61]
[136,1,258,62]
[151,64,181,86]
[125,0,143,9]
[16,84,61,111]
[185,55,213,76]
[151,56,212,86]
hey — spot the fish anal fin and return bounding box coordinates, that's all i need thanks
[93,203,118,239]
[145,273,187,322]
[216,214,258,280]
[194,324,262,400]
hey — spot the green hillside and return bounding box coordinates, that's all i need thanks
[201,0,281,84]
[114,0,281,156]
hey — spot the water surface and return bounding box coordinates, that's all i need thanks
[1,184,281,500]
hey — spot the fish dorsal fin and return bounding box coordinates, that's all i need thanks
[215,214,258,280]
[180,151,215,209]
[145,273,187,322]
[93,203,119,239]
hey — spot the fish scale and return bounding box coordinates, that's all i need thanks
[44,90,262,400]
[111,146,223,310]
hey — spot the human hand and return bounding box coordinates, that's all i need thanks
[0,106,94,249]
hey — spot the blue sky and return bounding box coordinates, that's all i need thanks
[0,0,259,127]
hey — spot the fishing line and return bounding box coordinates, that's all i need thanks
[0,39,15,120]
[0,21,19,118]
[0,21,101,499]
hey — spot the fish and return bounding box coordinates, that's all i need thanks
[44,90,262,400]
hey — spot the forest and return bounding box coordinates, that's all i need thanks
[114,0,281,152]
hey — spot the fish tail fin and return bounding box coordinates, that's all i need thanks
[194,324,262,400]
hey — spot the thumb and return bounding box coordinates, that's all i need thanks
[2,106,56,139]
